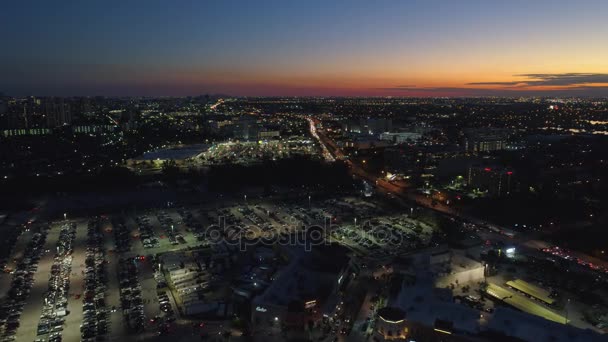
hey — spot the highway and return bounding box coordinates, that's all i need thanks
[307,117,335,162]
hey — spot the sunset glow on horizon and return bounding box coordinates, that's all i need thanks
[2,0,608,97]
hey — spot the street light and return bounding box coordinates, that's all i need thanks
[565,298,570,324]
[308,195,311,208]
[63,213,67,220]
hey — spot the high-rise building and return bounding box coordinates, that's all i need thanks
[342,117,393,135]
[361,117,392,135]
[464,129,507,153]
[379,132,422,144]
[44,98,72,127]
[467,165,513,197]
[0,97,7,116]
[232,116,259,140]
[0,96,8,116]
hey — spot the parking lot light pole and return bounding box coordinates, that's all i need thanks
[566,298,570,324]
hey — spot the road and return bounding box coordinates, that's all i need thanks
[347,278,379,342]
[137,260,162,338]
[309,116,608,272]
[307,117,336,162]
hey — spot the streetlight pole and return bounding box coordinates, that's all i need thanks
[308,195,311,209]
[565,298,570,324]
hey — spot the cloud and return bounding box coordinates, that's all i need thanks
[467,81,523,86]
[467,73,608,87]
[376,85,608,97]
[379,86,447,91]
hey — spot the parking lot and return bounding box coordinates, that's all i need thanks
[0,194,441,342]
[0,223,50,342]
[9,221,76,342]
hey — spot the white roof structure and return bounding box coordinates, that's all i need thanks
[488,307,605,342]
[393,272,481,334]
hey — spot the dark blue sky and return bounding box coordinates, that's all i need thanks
[2,0,607,96]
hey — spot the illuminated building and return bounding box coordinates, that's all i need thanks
[464,129,507,153]
[43,97,72,127]
[467,165,514,197]
[379,132,423,144]
[374,307,409,341]
[251,244,351,334]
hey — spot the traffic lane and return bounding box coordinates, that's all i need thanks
[137,260,161,326]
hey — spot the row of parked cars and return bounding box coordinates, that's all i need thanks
[111,218,131,253]
[153,269,167,289]
[0,226,49,341]
[157,212,187,246]
[177,208,200,231]
[37,222,77,342]
[80,219,109,341]
[117,258,145,332]
[154,291,175,336]
[136,215,159,249]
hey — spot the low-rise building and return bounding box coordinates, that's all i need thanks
[251,244,351,335]
[379,132,423,144]
[374,307,409,341]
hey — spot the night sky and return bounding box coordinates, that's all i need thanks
[2,0,608,96]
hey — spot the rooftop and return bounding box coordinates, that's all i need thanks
[378,307,406,323]
[488,307,605,342]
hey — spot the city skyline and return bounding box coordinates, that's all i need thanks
[2,0,608,97]
[2,2,608,341]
